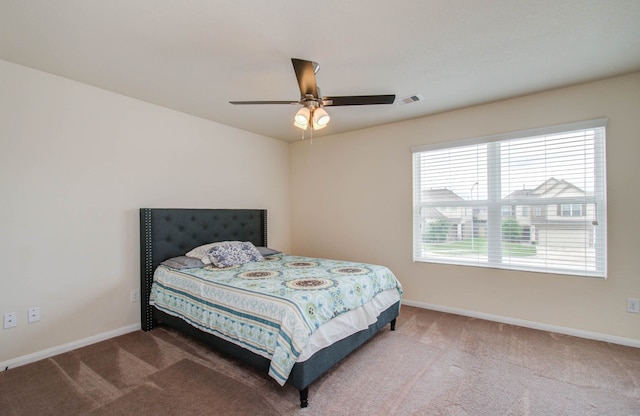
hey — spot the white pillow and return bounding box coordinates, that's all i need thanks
[185,241,241,265]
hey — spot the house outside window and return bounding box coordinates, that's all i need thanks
[412,119,607,278]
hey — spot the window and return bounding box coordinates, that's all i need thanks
[412,119,607,278]
[502,206,515,217]
[560,204,584,217]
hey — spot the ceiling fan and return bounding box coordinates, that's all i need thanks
[230,58,395,132]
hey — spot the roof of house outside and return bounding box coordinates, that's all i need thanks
[423,178,586,203]
[423,188,464,201]
[505,178,585,200]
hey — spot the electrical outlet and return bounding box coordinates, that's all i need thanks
[28,307,40,323]
[130,289,140,303]
[627,298,640,314]
[3,312,17,329]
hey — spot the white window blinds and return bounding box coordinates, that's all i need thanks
[412,119,607,278]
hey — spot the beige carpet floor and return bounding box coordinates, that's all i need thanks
[1,306,639,415]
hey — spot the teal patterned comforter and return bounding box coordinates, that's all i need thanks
[150,253,402,385]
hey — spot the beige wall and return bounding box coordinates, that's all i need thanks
[2,59,638,366]
[291,72,640,342]
[0,60,291,363]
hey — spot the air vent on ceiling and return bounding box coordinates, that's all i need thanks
[397,93,424,105]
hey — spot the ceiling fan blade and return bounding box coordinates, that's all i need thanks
[291,58,319,98]
[229,100,299,105]
[323,94,396,106]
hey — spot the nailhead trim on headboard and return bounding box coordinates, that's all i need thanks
[140,209,154,331]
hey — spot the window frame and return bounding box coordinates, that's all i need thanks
[560,203,585,217]
[412,118,607,278]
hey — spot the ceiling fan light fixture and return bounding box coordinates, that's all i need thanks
[294,107,310,124]
[294,107,310,129]
[294,118,308,130]
[313,107,330,129]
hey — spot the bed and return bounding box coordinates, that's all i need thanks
[139,208,402,408]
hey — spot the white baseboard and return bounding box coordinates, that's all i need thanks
[402,299,640,349]
[3,303,638,371]
[1,323,140,371]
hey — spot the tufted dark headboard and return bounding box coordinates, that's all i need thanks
[139,208,267,331]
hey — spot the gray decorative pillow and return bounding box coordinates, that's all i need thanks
[161,256,205,270]
[207,241,264,268]
[257,246,281,257]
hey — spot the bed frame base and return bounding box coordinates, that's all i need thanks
[295,317,396,408]
[152,304,399,408]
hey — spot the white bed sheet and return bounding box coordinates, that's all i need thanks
[297,288,400,362]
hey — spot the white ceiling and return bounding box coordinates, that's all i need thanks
[2,1,640,142]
